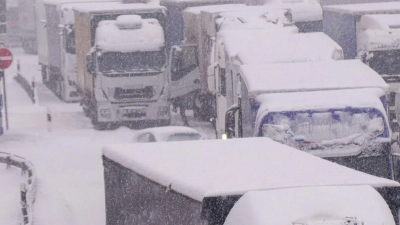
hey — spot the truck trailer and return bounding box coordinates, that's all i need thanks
[102,137,400,225]
[74,3,170,129]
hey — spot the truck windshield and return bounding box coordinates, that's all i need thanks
[260,108,389,150]
[368,50,400,75]
[98,50,166,74]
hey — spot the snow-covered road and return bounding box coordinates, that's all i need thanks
[0,48,215,225]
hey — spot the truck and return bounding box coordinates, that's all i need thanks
[102,137,400,225]
[158,0,246,48]
[322,2,400,129]
[42,0,116,102]
[17,0,37,54]
[169,5,296,122]
[36,0,49,84]
[224,60,398,179]
[74,3,170,129]
[357,14,400,130]
[207,31,342,138]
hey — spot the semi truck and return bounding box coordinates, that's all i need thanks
[42,0,116,102]
[74,3,170,129]
[224,60,398,180]
[102,137,400,225]
[17,0,37,54]
[207,31,342,137]
[322,2,400,129]
[169,5,295,122]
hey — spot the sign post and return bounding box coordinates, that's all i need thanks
[0,48,14,131]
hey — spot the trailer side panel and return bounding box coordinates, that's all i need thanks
[103,156,206,225]
[323,10,357,59]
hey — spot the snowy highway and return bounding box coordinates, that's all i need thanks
[0,48,215,225]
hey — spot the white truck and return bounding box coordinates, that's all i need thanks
[224,60,398,180]
[213,31,343,138]
[42,0,117,102]
[17,0,37,53]
[322,2,400,129]
[74,3,170,129]
[169,5,295,122]
[357,14,400,129]
[102,137,400,225]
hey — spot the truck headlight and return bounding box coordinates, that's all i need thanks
[100,109,111,118]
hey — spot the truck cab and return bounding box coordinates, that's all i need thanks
[225,60,400,180]
[224,186,395,225]
[73,3,170,129]
[215,31,343,138]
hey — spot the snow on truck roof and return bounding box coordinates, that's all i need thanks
[224,186,395,225]
[220,32,342,64]
[255,88,386,114]
[102,138,399,202]
[73,2,166,14]
[95,17,164,52]
[323,2,400,15]
[240,60,389,95]
[360,14,400,31]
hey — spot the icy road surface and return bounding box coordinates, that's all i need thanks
[0,48,215,225]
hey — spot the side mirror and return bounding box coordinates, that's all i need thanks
[225,104,240,139]
[86,52,94,74]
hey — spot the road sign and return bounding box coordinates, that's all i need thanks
[0,48,13,69]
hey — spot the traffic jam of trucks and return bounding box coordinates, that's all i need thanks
[7,0,400,224]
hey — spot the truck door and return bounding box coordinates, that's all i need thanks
[168,44,199,99]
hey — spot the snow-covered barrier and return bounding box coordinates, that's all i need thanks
[0,152,36,225]
[14,66,35,104]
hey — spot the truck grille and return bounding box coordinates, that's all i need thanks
[114,86,154,100]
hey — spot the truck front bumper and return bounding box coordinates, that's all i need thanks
[97,101,170,123]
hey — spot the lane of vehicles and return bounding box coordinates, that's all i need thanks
[74,2,171,129]
[323,2,400,128]
[102,138,400,225]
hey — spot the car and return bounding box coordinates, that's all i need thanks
[133,126,204,143]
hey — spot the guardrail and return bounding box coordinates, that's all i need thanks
[0,152,36,225]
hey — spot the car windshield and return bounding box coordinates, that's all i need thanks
[98,50,166,74]
[261,108,388,150]
[167,133,202,142]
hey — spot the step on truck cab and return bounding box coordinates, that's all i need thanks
[43,0,117,102]
[323,2,400,129]
[170,5,296,122]
[102,138,400,225]
[225,60,400,180]
[73,3,170,129]
[215,31,343,138]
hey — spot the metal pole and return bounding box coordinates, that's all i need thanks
[1,69,8,130]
